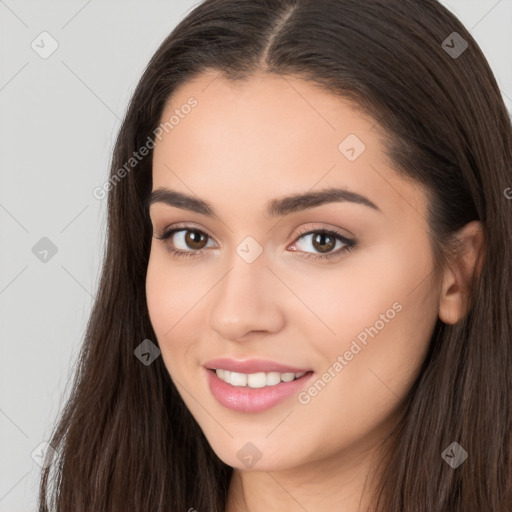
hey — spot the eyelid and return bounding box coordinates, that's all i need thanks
[154,221,217,243]
[290,222,354,243]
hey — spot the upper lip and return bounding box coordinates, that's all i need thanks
[204,357,312,374]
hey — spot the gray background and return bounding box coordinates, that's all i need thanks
[0,1,511,510]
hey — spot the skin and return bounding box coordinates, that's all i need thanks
[146,70,484,512]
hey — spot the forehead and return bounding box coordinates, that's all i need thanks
[155,70,376,163]
[151,70,428,222]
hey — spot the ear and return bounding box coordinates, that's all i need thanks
[438,220,485,325]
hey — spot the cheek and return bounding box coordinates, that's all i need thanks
[145,250,198,374]
[146,247,229,386]
[146,247,204,331]
[282,247,437,454]
[289,236,437,391]
[146,252,172,337]
[287,239,434,338]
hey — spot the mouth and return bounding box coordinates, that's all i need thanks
[204,367,315,414]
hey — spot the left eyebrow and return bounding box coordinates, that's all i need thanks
[145,186,382,217]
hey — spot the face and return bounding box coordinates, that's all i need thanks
[146,70,441,472]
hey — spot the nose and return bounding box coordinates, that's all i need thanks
[208,250,286,342]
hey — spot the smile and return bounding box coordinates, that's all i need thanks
[204,367,314,413]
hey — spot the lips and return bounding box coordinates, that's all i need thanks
[205,367,314,413]
[204,357,311,374]
[203,357,315,413]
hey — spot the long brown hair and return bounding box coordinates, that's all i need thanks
[38,0,512,510]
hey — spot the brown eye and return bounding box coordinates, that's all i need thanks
[290,228,356,261]
[311,232,336,253]
[154,227,215,256]
[184,230,209,250]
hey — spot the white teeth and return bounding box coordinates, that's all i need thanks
[214,369,308,387]
[247,372,267,388]
[265,372,281,386]
[229,371,247,387]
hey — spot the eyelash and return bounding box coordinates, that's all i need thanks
[154,224,357,261]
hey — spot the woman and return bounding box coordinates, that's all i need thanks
[39,0,512,510]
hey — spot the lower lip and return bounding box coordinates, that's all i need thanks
[205,368,314,413]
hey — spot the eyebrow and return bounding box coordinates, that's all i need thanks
[145,186,382,217]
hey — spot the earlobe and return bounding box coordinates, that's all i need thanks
[438,220,485,325]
